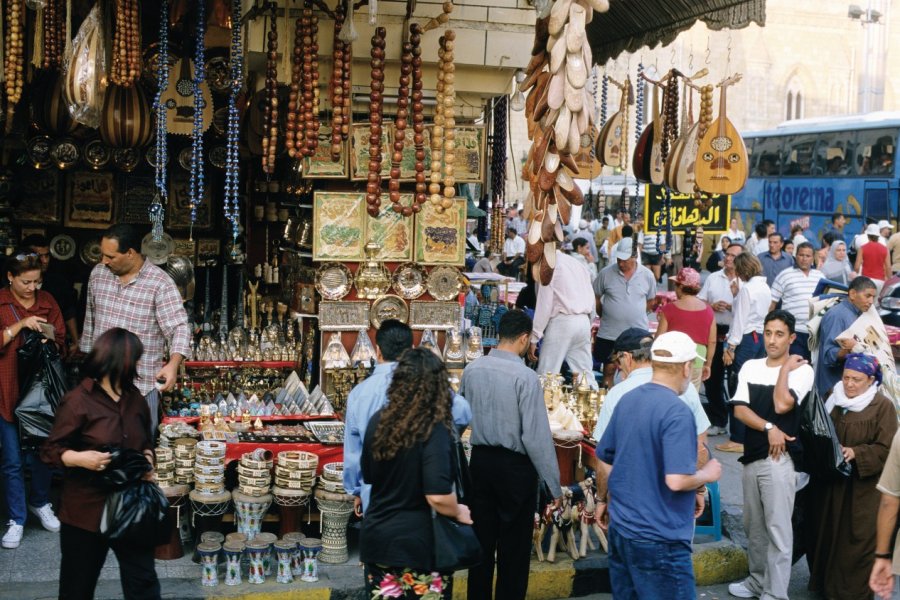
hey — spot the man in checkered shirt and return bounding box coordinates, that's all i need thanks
[80,224,191,433]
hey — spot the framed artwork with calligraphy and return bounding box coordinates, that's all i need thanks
[366,194,414,261]
[168,177,212,230]
[349,122,391,181]
[313,192,366,262]
[643,185,730,234]
[391,125,431,182]
[16,170,60,224]
[119,175,155,224]
[65,171,115,228]
[302,126,349,178]
[442,125,485,183]
[414,198,467,265]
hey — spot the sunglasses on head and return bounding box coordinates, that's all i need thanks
[14,253,38,261]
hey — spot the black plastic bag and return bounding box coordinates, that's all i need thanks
[94,448,153,490]
[799,386,852,480]
[100,480,168,544]
[15,334,66,444]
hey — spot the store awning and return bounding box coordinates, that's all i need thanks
[587,0,766,64]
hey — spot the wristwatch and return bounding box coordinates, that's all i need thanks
[763,422,774,432]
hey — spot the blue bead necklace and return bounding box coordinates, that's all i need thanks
[189,0,208,240]
[223,0,243,251]
[150,0,170,241]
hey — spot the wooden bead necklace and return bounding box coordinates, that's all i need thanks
[410,23,426,208]
[389,40,413,216]
[330,0,348,161]
[304,1,320,158]
[286,10,304,158]
[429,31,457,213]
[111,0,141,86]
[41,0,66,71]
[4,0,24,130]
[366,26,386,217]
[261,2,279,176]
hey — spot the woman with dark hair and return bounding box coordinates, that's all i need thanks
[0,253,65,549]
[360,347,471,599]
[42,327,159,600]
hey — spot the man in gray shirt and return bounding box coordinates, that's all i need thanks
[461,310,561,600]
[593,237,659,387]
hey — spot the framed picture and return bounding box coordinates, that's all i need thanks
[120,175,156,224]
[449,125,485,183]
[303,127,349,179]
[366,194,414,261]
[15,170,60,224]
[414,198,467,265]
[312,192,366,262]
[197,239,221,263]
[20,227,46,240]
[318,301,370,331]
[390,124,431,182]
[172,238,196,259]
[65,171,115,228]
[168,177,212,230]
[350,122,391,181]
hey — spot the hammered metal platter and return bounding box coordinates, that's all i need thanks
[391,262,427,299]
[318,301,370,331]
[315,262,354,300]
[426,266,462,301]
[370,295,409,328]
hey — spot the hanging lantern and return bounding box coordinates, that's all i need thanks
[32,73,77,136]
[100,83,155,148]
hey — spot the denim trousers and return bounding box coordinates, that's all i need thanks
[608,528,696,600]
[0,417,53,524]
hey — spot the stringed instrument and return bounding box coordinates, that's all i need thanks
[695,74,747,195]
[160,56,214,136]
[596,76,631,169]
[665,79,691,189]
[648,82,667,186]
[632,83,659,183]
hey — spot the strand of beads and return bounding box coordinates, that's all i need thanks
[286,10,304,159]
[599,69,608,128]
[366,27,386,217]
[150,0,171,241]
[409,24,426,208]
[189,0,208,234]
[330,0,347,160]
[223,0,244,247]
[489,95,507,253]
[41,0,65,70]
[261,2,279,176]
[633,63,644,200]
[111,0,141,86]
[430,31,456,214]
[4,0,24,131]
[305,1,320,158]
[389,41,413,216]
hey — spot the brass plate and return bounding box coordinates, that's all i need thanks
[51,138,80,170]
[113,148,141,172]
[80,238,102,265]
[318,301,370,331]
[409,301,460,331]
[370,295,409,329]
[84,139,111,170]
[49,234,76,261]
[315,262,354,301]
[392,262,427,299]
[26,136,53,169]
[426,266,462,301]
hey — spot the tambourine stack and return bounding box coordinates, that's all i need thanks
[317,462,346,494]
[193,441,227,496]
[238,452,273,497]
[155,447,175,488]
[273,451,317,496]
[173,438,197,485]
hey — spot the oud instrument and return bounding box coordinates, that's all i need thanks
[595,76,631,169]
[160,57,214,136]
[695,74,747,196]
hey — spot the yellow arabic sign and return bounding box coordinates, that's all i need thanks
[643,185,730,234]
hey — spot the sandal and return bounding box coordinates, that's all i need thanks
[714,441,744,453]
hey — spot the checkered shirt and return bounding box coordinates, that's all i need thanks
[80,260,191,395]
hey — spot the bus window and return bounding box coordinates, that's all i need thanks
[812,131,855,176]
[783,134,818,176]
[750,137,783,177]
[856,128,897,176]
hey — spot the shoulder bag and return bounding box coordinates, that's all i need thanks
[431,426,482,572]
[798,385,852,480]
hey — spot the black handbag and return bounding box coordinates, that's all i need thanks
[431,428,482,572]
[799,386,852,480]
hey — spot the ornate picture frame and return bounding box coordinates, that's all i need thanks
[119,175,156,225]
[349,122,391,181]
[366,194,414,261]
[449,125,486,183]
[312,192,366,262]
[64,171,115,228]
[318,301,371,331]
[409,301,461,330]
[16,170,60,224]
[413,198,467,265]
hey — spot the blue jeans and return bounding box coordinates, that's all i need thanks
[729,332,765,444]
[0,417,52,525]
[608,528,696,600]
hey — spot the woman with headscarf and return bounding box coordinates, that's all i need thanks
[821,240,856,285]
[807,353,897,600]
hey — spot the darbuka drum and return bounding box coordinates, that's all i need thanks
[272,486,310,537]
[232,489,273,539]
[189,489,231,563]
[314,488,354,564]
[155,484,189,560]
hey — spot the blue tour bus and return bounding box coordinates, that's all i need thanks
[731,112,900,242]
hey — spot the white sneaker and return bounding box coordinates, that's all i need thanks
[2,521,23,549]
[728,582,758,598]
[28,504,60,532]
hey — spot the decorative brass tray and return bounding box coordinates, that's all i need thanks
[315,262,354,301]
[371,295,409,329]
[392,262,427,299]
[426,266,462,301]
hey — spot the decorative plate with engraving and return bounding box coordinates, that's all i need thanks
[84,139,111,170]
[49,235,76,261]
[142,232,175,265]
[51,138,80,170]
[426,266,462,301]
[178,146,193,171]
[209,145,227,169]
[113,148,141,172]
[315,262,354,300]
[371,295,409,328]
[391,262,427,299]
[80,238,102,265]
[26,136,53,169]
[205,55,231,94]
[145,144,169,169]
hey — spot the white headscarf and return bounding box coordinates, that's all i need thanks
[821,240,852,284]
